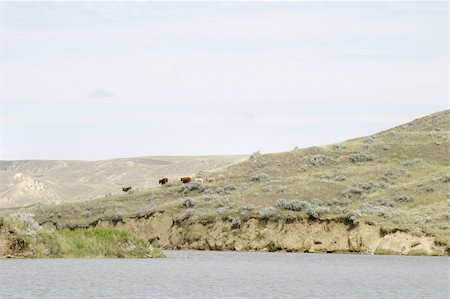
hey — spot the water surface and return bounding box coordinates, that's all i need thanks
[0,251,448,298]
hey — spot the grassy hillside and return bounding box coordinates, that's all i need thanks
[19,110,450,247]
[0,155,247,208]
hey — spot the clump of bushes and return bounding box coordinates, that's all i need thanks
[382,170,398,184]
[402,158,423,166]
[276,186,289,193]
[202,194,216,201]
[310,154,329,166]
[440,173,450,183]
[251,173,270,182]
[346,210,362,221]
[363,137,375,144]
[344,182,375,195]
[276,199,310,212]
[393,194,414,202]
[276,199,329,218]
[349,152,376,163]
[359,203,398,219]
[179,181,205,193]
[240,205,256,212]
[320,173,333,181]
[259,207,276,218]
[230,217,242,229]
[298,164,310,172]
[180,197,195,208]
[262,186,272,192]
[216,207,228,215]
[334,175,347,181]
[82,210,93,218]
[377,198,394,207]
[216,184,236,194]
[335,144,346,151]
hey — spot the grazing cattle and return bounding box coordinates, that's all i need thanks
[122,186,132,193]
[205,178,216,183]
[180,177,191,184]
[159,177,169,185]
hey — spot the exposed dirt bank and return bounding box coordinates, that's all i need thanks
[64,212,449,256]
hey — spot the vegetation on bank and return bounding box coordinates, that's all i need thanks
[0,214,165,258]
[3,110,449,255]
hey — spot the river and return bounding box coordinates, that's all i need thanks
[0,251,448,298]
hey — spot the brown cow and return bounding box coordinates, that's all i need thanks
[180,177,191,184]
[159,177,169,185]
[122,186,132,193]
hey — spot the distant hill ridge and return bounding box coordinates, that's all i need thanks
[0,155,248,208]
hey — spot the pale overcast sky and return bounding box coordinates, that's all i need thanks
[0,1,448,160]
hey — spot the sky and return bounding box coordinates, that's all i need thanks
[0,1,448,160]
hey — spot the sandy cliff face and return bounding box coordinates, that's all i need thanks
[90,213,447,256]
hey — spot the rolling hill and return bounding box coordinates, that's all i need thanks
[3,110,449,256]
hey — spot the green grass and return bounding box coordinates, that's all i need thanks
[1,215,165,258]
[35,227,151,258]
[374,248,399,255]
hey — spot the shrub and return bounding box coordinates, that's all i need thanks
[216,207,228,215]
[310,198,323,206]
[181,209,196,221]
[276,199,310,212]
[216,184,236,194]
[203,188,213,195]
[310,155,329,166]
[360,204,397,219]
[180,197,195,208]
[363,137,375,144]
[82,210,93,218]
[251,173,270,182]
[250,150,262,159]
[259,207,276,218]
[349,152,376,163]
[344,182,374,195]
[402,158,423,166]
[440,173,450,183]
[240,205,256,212]
[383,145,392,151]
[335,144,346,151]
[298,164,310,172]
[276,199,329,218]
[202,194,216,201]
[320,173,333,181]
[276,186,289,193]
[230,217,242,229]
[334,175,347,181]
[307,206,330,219]
[262,186,272,192]
[9,212,41,230]
[393,194,414,202]
[346,210,362,221]
[377,198,394,207]
[382,170,397,184]
[425,185,434,193]
[179,181,205,193]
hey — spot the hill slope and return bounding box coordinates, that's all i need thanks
[0,155,248,209]
[8,110,450,255]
